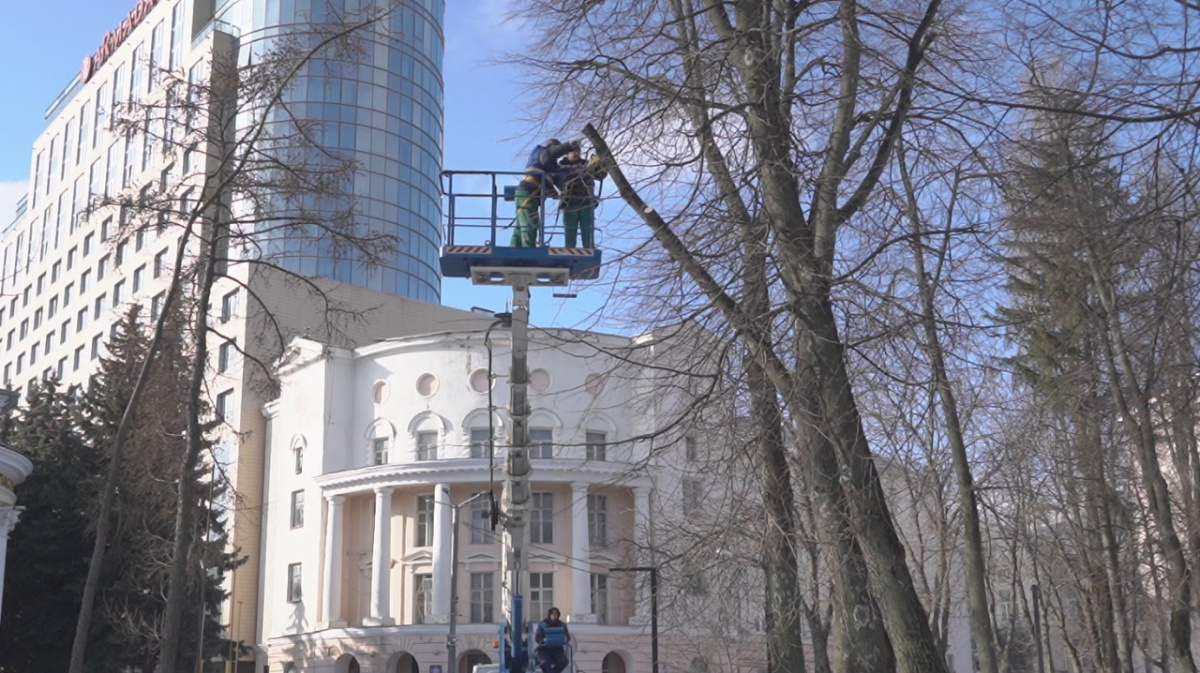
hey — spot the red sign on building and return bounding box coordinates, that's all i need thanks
[80,0,161,83]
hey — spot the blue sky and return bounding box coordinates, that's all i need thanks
[0,0,608,328]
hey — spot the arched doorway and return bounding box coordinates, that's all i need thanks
[392,652,420,673]
[336,654,362,673]
[602,652,628,673]
[460,650,492,673]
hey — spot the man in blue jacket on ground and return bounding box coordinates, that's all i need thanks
[535,607,571,673]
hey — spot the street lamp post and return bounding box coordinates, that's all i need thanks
[610,566,658,673]
[446,489,491,673]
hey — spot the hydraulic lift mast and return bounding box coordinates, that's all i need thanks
[503,284,532,673]
[439,167,602,673]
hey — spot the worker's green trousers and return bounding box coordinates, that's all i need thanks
[563,206,595,248]
[512,188,540,247]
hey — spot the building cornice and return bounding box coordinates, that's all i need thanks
[314,458,652,496]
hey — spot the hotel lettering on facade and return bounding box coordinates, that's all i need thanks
[0,0,446,668]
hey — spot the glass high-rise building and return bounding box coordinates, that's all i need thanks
[232,0,445,302]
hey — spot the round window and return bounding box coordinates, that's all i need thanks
[417,373,439,397]
[529,368,551,393]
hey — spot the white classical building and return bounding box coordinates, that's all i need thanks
[257,326,766,673]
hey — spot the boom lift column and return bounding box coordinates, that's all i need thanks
[440,168,601,673]
[504,284,532,673]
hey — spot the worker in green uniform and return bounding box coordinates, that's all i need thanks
[513,139,574,247]
[558,146,607,249]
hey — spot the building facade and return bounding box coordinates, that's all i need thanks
[0,0,446,665]
[258,328,767,673]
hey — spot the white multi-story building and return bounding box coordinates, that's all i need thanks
[258,326,767,673]
[0,0,446,666]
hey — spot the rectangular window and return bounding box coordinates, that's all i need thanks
[67,246,77,272]
[588,494,607,547]
[469,428,491,459]
[98,254,109,280]
[106,142,120,196]
[2,364,8,384]
[84,233,94,256]
[220,290,239,321]
[60,320,69,345]
[218,341,235,373]
[113,280,125,307]
[373,437,389,465]
[79,102,91,161]
[151,292,164,319]
[149,22,163,89]
[132,265,144,292]
[5,330,13,352]
[90,334,102,359]
[590,574,609,624]
[48,297,58,319]
[56,357,66,380]
[169,3,183,71]
[416,495,434,547]
[44,333,52,356]
[215,389,233,421]
[470,573,494,624]
[531,492,553,544]
[682,478,702,515]
[115,241,127,267]
[470,492,495,544]
[63,282,73,308]
[530,573,554,622]
[94,294,105,319]
[135,226,145,251]
[130,44,144,102]
[33,309,42,330]
[154,249,166,278]
[290,490,305,528]
[30,344,38,366]
[51,261,61,284]
[16,354,23,374]
[19,319,27,340]
[416,431,438,461]
[530,428,553,459]
[287,563,302,602]
[122,134,134,187]
[414,574,433,624]
[35,274,44,296]
[80,270,91,294]
[77,308,87,332]
[73,345,83,371]
[585,431,607,461]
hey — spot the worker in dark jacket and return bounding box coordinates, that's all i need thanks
[558,146,606,249]
[534,607,571,673]
[513,139,574,247]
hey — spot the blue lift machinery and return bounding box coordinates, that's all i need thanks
[439,169,600,673]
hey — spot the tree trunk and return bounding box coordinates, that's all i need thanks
[899,157,999,673]
[156,216,220,673]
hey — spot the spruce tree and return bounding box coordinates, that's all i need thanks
[0,380,121,672]
[73,306,238,672]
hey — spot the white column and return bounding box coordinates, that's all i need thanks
[0,507,22,632]
[570,482,594,623]
[365,487,395,626]
[430,483,453,623]
[630,486,652,625]
[321,495,346,628]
